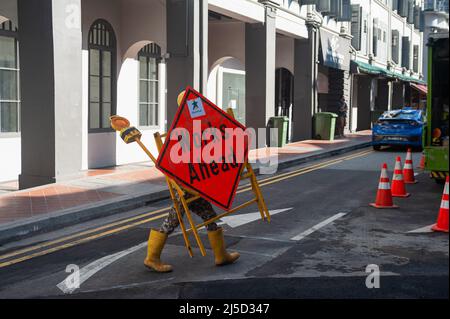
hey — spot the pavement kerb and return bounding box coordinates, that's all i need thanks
[0,140,371,246]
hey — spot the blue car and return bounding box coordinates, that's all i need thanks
[372,108,425,151]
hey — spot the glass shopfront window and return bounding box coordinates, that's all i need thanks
[222,70,246,125]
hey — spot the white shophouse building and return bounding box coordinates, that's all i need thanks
[349,0,426,132]
[0,0,425,188]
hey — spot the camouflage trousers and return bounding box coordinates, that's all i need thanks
[159,192,218,235]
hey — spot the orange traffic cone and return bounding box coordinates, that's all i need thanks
[370,163,399,209]
[418,152,425,169]
[391,156,410,198]
[432,176,449,233]
[403,148,418,184]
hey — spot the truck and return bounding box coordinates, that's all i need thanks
[423,32,449,182]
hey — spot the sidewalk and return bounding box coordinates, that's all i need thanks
[0,131,371,244]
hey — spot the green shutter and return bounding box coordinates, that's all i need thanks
[351,5,362,50]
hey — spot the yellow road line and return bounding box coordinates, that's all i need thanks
[0,207,171,261]
[239,151,372,193]
[0,213,169,269]
[238,160,344,193]
[237,149,372,190]
[0,149,370,262]
[0,148,372,268]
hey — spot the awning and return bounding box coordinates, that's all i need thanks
[410,83,428,95]
[351,60,427,85]
[351,60,392,76]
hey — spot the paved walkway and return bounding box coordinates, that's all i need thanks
[0,131,371,230]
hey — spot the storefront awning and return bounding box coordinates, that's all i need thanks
[351,60,389,76]
[410,83,428,95]
[351,60,426,85]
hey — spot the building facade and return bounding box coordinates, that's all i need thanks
[0,0,427,188]
[422,0,449,81]
[349,0,426,132]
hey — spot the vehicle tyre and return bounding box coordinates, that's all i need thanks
[373,145,381,151]
[435,178,445,185]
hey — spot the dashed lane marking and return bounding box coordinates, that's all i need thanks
[290,213,347,241]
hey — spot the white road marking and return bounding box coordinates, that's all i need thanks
[220,208,293,228]
[55,207,291,293]
[290,213,347,241]
[407,224,434,233]
[57,241,147,294]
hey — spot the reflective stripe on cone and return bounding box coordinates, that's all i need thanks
[432,176,449,233]
[392,156,410,198]
[370,163,399,209]
[403,148,418,184]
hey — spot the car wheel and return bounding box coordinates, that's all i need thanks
[373,145,381,151]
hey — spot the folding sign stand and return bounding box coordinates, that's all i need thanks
[111,108,270,258]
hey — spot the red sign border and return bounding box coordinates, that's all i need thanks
[156,86,249,210]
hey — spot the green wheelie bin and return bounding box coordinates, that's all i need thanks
[267,116,289,147]
[313,112,338,141]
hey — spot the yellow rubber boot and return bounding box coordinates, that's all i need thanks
[144,229,173,273]
[207,228,240,266]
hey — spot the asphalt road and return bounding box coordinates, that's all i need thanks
[0,147,448,299]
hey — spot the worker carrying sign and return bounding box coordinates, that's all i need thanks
[148,88,249,272]
[111,87,269,273]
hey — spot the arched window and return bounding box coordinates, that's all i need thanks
[88,20,116,130]
[138,43,161,127]
[0,20,20,133]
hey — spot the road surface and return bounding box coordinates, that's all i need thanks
[0,148,448,299]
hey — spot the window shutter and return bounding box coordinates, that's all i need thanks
[337,0,352,21]
[413,45,419,72]
[328,0,341,17]
[351,5,362,50]
[316,0,331,13]
[392,30,400,64]
[414,5,421,29]
[398,0,409,17]
[401,36,410,69]
[407,0,415,23]
[373,18,378,57]
[392,0,399,12]
[420,10,425,31]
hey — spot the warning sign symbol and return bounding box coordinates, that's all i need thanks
[187,97,206,118]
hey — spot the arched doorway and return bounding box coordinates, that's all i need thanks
[275,68,294,143]
[208,57,245,125]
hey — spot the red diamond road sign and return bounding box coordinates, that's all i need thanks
[156,87,250,210]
